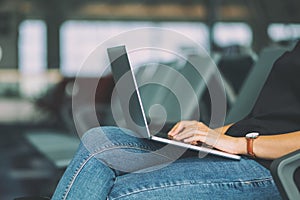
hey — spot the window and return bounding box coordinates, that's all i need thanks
[18,20,47,74]
[213,22,252,47]
[268,23,300,42]
[18,20,47,97]
[60,20,209,77]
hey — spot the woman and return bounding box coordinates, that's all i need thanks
[52,41,300,200]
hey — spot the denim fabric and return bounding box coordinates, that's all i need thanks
[52,126,281,200]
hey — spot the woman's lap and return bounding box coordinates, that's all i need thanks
[110,157,279,199]
[53,126,281,200]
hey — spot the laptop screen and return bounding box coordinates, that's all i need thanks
[107,45,150,138]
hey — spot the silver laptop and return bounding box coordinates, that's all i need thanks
[107,45,241,160]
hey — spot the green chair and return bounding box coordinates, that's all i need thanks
[225,45,295,124]
[271,149,300,200]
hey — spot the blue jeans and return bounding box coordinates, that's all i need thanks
[52,126,281,200]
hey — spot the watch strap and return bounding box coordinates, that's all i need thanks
[246,138,256,157]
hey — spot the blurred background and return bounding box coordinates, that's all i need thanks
[0,0,300,199]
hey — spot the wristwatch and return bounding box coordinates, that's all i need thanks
[245,132,259,157]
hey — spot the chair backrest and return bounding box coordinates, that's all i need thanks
[225,45,295,124]
[159,54,216,123]
[217,54,256,94]
[136,55,216,124]
[136,62,182,121]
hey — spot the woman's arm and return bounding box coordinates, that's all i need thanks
[168,121,300,160]
[247,131,300,159]
[214,123,233,135]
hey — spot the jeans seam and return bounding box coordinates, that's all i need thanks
[62,145,173,200]
[61,153,91,200]
[109,177,275,200]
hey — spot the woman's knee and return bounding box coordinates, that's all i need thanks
[82,126,117,141]
[80,126,147,153]
[81,126,120,151]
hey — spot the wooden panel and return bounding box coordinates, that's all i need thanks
[77,3,206,20]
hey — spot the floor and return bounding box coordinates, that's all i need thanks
[0,96,111,199]
[0,123,68,200]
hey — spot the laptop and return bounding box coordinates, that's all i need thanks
[107,45,241,160]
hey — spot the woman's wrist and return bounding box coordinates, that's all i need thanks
[217,135,247,155]
[234,137,247,155]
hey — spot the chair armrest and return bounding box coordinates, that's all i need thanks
[270,149,300,200]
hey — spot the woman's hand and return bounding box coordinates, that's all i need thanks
[168,121,245,155]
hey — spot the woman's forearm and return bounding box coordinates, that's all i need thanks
[168,121,300,160]
[214,123,234,135]
[232,131,300,160]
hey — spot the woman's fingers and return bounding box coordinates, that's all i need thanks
[183,134,206,143]
[173,128,196,140]
[168,123,180,138]
[168,121,198,138]
[167,120,225,150]
[168,121,186,137]
[168,121,218,146]
[173,128,208,144]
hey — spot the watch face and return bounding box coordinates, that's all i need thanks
[246,132,259,139]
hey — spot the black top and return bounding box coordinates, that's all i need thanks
[225,41,300,176]
[226,41,300,137]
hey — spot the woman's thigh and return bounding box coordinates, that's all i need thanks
[81,126,197,173]
[108,156,281,200]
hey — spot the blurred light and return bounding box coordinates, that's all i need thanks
[60,20,208,77]
[268,23,300,42]
[213,22,252,47]
[19,20,47,74]
[18,20,48,97]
